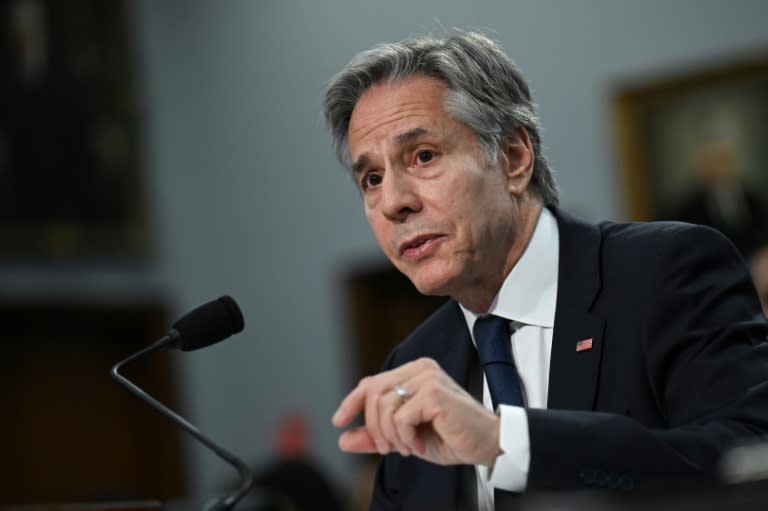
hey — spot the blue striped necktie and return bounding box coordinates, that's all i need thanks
[473,315,524,409]
[474,315,524,508]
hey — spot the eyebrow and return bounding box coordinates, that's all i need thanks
[351,127,430,175]
[394,127,429,146]
[351,155,369,175]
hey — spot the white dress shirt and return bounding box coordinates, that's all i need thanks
[459,207,559,511]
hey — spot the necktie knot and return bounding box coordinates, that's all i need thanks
[473,315,512,366]
[472,314,524,409]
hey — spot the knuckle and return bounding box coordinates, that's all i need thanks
[415,357,439,375]
[419,357,438,369]
[422,380,443,401]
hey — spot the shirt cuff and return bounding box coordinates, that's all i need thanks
[487,404,530,492]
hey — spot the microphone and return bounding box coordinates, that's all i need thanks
[111,295,253,510]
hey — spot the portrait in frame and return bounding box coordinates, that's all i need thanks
[613,51,768,257]
[0,0,148,262]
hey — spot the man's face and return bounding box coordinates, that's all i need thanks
[347,76,529,303]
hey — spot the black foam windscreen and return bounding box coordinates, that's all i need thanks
[171,295,244,351]
[112,294,253,509]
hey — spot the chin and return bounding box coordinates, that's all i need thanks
[392,255,461,297]
[406,270,456,298]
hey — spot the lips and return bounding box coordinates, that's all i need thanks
[399,234,446,259]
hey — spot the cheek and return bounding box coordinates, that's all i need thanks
[366,214,395,252]
[449,187,507,245]
[440,182,481,226]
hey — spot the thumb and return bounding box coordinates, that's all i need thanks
[338,426,378,453]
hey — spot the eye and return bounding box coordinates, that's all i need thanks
[415,150,435,165]
[361,172,382,190]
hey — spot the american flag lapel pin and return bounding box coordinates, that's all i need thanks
[576,338,593,352]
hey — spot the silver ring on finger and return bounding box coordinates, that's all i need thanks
[393,384,410,403]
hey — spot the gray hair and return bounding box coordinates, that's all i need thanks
[322,30,559,207]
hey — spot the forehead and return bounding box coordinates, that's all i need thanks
[347,76,452,155]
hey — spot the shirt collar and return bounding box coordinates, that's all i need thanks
[460,207,559,329]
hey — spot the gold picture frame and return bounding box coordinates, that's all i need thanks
[613,50,768,255]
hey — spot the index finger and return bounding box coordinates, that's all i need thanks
[331,358,438,427]
[332,377,369,427]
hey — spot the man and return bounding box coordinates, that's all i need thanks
[323,31,768,510]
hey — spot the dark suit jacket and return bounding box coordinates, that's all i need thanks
[369,208,768,511]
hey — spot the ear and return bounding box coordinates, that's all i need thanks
[499,127,534,197]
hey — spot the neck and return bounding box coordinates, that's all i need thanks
[458,201,544,314]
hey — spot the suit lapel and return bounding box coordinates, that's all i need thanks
[547,208,606,411]
[436,304,480,511]
[435,302,479,395]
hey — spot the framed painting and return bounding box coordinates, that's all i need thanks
[0,0,148,261]
[613,50,768,256]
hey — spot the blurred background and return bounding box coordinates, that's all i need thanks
[1,0,767,509]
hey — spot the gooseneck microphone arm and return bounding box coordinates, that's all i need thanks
[111,296,253,511]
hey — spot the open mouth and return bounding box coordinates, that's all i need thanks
[400,234,445,259]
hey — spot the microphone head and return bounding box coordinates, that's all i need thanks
[171,295,245,351]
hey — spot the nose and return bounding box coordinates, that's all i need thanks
[380,170,422,223]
